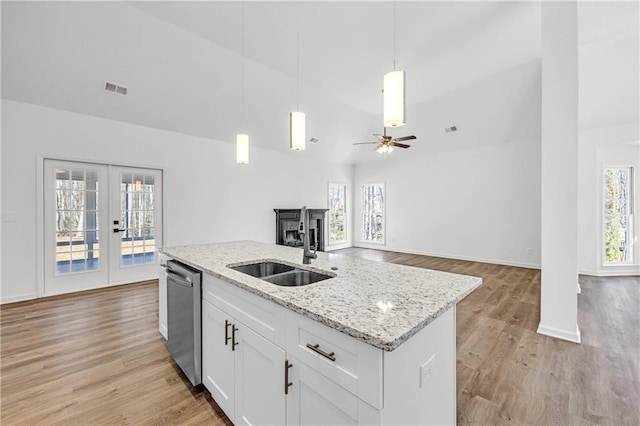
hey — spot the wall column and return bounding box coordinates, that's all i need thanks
[538,0,581,343]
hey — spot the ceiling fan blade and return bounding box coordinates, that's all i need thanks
[389,142,411,149]
[353,142,378,145]
[393,135,417,142]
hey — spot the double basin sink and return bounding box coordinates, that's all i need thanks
[228,261,333,287]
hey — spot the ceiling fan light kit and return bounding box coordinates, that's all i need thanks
[383,70,406,128]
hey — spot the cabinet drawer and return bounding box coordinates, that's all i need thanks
[203,273,287,348]
[286,311,383,409]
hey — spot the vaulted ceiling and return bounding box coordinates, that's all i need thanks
[1,2,636,163]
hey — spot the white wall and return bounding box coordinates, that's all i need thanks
[578,125,640,276]
[353,61,541,268]
[0,100,353,303]
[577,1,640,276]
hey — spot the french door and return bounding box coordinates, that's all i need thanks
[43,160,162,296]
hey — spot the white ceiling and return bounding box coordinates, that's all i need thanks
[2,1,635,162]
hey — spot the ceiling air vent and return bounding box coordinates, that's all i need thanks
[104,81,128,96]
[445,125,458,133]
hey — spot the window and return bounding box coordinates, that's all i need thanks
[362,183,385,243]
[603,167,634,264]
[328,183,347,244]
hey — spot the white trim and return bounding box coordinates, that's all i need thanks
[577,283,581,294]
[353,244,541,270]
[537,323,581,344]
[1,292,38,305]
[325,242,351,252]
[159,325,168,340]
[578,268,640,277]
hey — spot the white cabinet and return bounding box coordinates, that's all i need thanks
[286,357,379,426]
[200,271,456,426]
[202,284,286,426]
[202,299,235,419]
[157,253,168,339]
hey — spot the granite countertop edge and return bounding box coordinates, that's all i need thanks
[160,241,482,351]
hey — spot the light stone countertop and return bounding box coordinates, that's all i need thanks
[160,241,482,351]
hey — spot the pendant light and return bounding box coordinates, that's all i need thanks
[236,1,249,164]
[383,1,406,128]
[290,5,305,150]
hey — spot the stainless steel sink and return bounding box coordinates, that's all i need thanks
[229,261,294,278]
[262,270,332,287]
[228,261,333,287]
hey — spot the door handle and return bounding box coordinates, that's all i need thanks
[224,320,232,346]
[231,325,239,351]
[284,360,293,395]
[113,228,125,233]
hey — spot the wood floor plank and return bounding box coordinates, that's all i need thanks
[1,253,638,425]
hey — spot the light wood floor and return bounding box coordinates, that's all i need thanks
[1,250,638,425]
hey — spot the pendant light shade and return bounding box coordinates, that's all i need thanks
[383,70,406,127]
[290,111,306,150]
[236,133,249,164]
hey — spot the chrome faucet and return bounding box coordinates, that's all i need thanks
[299,206,317,265]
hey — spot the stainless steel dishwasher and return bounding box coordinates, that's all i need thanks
[166,259,202,387]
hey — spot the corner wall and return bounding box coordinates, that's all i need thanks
[0,100,353,303]
[353,61,542,268]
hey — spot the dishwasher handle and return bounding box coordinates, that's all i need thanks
[166,269,194,288]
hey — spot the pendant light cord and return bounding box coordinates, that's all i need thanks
[241,1,245,129]
[393,0,396,71]
[296,2,300,111]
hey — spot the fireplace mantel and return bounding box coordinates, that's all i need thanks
[274,208,328,252]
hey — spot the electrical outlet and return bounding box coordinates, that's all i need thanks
[420,354,436,388]
[527,248,534,255]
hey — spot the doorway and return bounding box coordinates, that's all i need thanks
[43,159,163,296]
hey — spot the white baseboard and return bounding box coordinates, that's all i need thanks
[537,323,581,343]
[159,325,168,340]
[578,268,640,277]
[0,292,38,304]
[352,244,541,270]
[325,242,352,252]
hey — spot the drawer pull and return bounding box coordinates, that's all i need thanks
[284,360,293,395]
[306,343,336,362]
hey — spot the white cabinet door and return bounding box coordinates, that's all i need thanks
[235,326,286,426]
[202,300,236,422]
[286,357,361,426]
[158,253,168,339]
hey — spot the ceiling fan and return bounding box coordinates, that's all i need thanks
[353,128,416,154]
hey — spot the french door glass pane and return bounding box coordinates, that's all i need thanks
[54,167,100,275]
[119,172,156,266]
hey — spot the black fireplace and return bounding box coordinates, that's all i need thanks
[274,209,328,252]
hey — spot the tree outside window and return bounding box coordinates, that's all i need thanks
[362,183,385,243]
[328,183,347,244]
[603,167,634,264]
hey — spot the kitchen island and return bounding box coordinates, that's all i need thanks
[160,241,482,425]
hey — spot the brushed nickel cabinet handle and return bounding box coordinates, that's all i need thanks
[306,343,336,362]
[284,360,293,395]
[224,320,232,346]
[232,325,239,351]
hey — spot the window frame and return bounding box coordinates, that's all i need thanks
[327,182,348,245]
[601,165,635,266]
[361,182,386,244]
